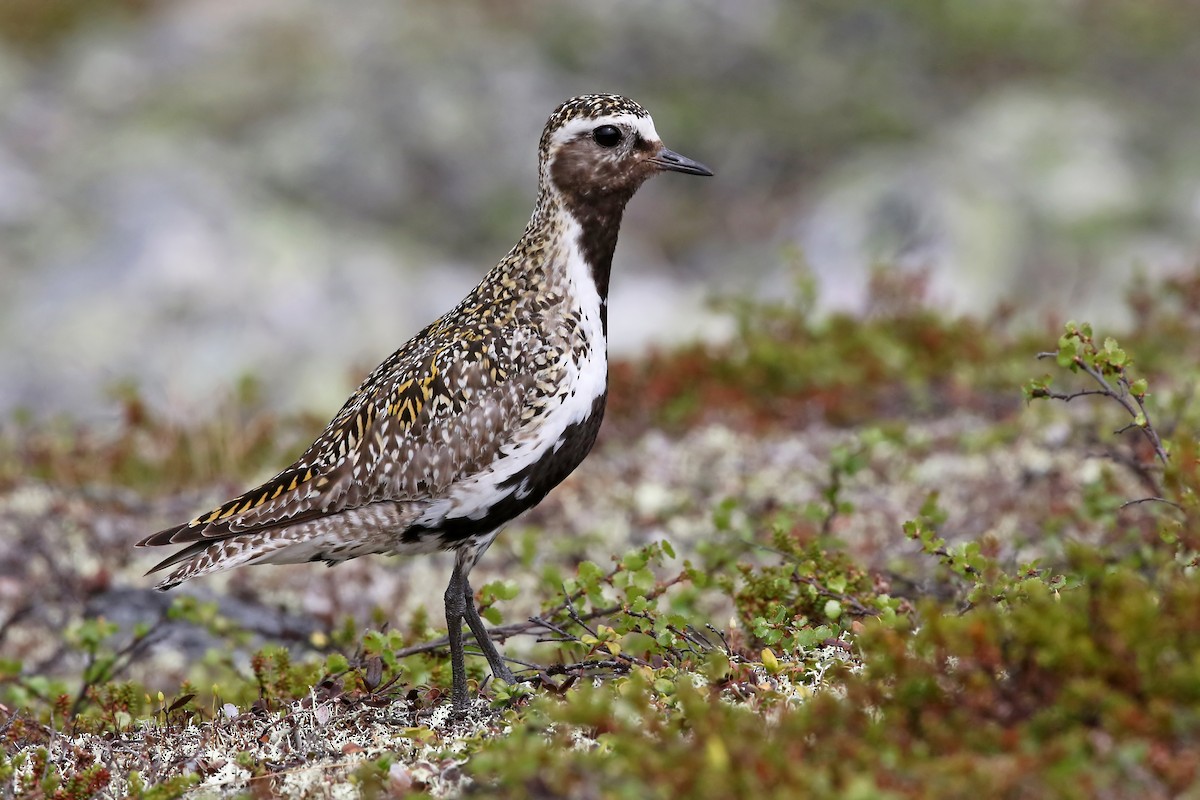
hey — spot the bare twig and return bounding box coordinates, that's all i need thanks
[705,624,733,656]
[530,658,633,685]
[1118,496,1183,511]
[560,583,600,639]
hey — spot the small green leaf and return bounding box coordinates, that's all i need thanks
[653,677,676,694]
[577,561,603,583]
[824,599,843,620]
[362,630,386,655]
[400,727,437,743]
[623,551,648,571]
[482,579,520,602]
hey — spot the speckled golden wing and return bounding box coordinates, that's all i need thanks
[137,325,535,568]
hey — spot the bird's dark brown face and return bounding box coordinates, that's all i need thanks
[539,100,713,297]
[548,114,712,208]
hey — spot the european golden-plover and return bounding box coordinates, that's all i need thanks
[138,93,713,713]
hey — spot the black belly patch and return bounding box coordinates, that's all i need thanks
[403,392,607,546]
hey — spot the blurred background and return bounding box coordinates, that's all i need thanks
[1,0,1198,424]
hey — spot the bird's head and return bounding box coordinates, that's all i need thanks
[538,93,712,208]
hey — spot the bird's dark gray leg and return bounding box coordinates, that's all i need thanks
[443,541,513,713]
[460,573,516,685]
[443,559,469,714]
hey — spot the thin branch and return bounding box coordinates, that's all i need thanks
[1035,351,1169,466]
[527,616,579,644]
[1119,496,1184,511]
[539,658,627,676]
[1034,388,1117,402]
[560,584,600,639]
[705,624,734,656]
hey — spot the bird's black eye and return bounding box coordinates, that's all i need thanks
[592,125,622,148]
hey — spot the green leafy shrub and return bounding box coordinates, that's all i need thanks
[465,542,1200,799]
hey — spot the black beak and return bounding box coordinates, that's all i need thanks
[650,146,713,177]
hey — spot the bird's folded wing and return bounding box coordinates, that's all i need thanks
[138,327,535,550]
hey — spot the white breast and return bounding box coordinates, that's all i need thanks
[555,215,609,426]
